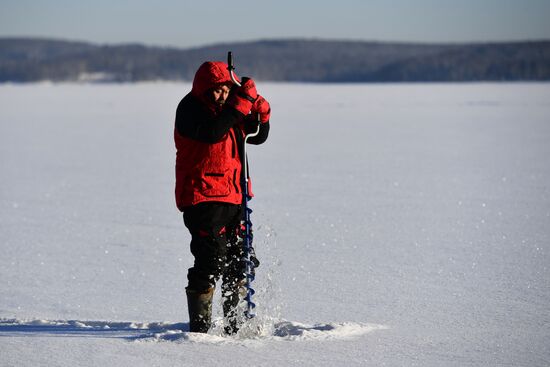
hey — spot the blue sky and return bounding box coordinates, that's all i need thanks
[1,0,550,47]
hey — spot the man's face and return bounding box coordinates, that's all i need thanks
[210,84,231,106]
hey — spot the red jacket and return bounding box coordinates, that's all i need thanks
[175,61,266,211]
[174,61,269,211]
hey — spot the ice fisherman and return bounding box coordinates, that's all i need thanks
[174,61,271,334]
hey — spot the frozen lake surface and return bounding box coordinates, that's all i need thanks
[1,82,549,366]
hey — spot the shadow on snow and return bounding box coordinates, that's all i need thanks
[0,318,387,342]
[0,319,187,340]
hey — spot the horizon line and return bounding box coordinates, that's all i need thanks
[2,35,550,50]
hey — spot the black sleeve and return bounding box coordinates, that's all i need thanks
[244,120,270,145]
[175,94,244,143]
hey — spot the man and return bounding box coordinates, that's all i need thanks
[174,61,270,334]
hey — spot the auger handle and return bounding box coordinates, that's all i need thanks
[227,51,241,87]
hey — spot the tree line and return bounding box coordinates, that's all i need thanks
[1,37,549,82]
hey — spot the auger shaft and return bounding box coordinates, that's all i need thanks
[227,51,260,318]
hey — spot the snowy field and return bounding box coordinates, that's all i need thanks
[0,82,549,366]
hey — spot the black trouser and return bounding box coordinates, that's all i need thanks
[183,202,246,292]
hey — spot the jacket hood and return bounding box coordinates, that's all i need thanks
[191,61,239,98]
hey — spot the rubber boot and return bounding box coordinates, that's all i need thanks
[222,280,247,335]
[186,287,214,333]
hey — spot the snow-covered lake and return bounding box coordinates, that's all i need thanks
[1,82,549,366]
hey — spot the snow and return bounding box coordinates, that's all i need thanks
[0,82,549,366]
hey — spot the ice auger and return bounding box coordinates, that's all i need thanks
[227,51,259,319]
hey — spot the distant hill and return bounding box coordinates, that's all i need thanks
[1,37,549,82]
